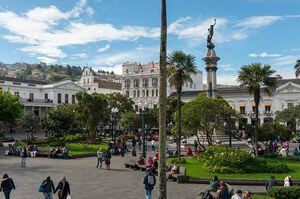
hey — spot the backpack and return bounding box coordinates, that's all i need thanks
[147,174,155,186]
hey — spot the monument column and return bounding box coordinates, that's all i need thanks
[202,19,220,98]
[203,50,220,98]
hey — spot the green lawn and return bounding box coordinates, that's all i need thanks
[168,157,300,180]
[252,194,270,199]
[67,143,109,156]
[36,143,109,156]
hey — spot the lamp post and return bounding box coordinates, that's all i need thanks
[111,107,119,143]
[139,101,148,158]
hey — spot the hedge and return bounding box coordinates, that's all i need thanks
[268,186,300,199]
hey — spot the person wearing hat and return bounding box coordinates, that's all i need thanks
[54,176,70,199]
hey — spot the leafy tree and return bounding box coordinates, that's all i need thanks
[76,92,108,142]
[120,112,141,131]
[237,63,276,155]
[166,96,184,125]
[144,108,159,130]
[167,50,197,160]
[41,104,81,138]
[106,92,134,114]
[18,115,41,141]
[158,0,167,197]
[0,89,23,126]
[181,95,238,146]
[275,105,300,133]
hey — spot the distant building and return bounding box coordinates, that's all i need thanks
[78,67,122,94]
[179,77,300,130]
[121,61,203,111]
[0,77,84,118]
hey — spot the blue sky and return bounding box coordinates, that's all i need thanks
[0,0,299,84]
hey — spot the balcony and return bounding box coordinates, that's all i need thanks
[21,98,55,107]
[264,110,273,116]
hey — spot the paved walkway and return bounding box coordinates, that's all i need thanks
[0,146,266,199]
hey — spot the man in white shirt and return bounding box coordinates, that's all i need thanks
[231,190,242,199]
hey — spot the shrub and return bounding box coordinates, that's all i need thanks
[201,146,288,174]
[170,158,187,164]
[268,186,300,199]
[64,134,86,143]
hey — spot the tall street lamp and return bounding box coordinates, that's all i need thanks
[139,101,148,158]
[111,107,119,143]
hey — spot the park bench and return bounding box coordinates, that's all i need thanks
[172,167,187,183]
[125,159,138,169]
[36,147,51,157]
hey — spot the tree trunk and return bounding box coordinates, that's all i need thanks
[177,91,182,160]
[158,0,167,198]
[254,88,260,156]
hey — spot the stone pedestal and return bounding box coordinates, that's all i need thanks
[202,49,220,98]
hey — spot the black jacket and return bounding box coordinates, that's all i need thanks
[42,179,55,193]
[143,172,156,191]
[55,181,70,197]
[0,178,15,192]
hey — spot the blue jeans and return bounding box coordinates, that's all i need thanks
[21,157,26,167]
[4,191,11,199]
[43,192,53,199]
[145,189,152,199]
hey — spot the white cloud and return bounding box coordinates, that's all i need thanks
[73,53,88,58]
[220,64,234,71]
[218,74,238,85]
[26,6,69,25]
[236,16,282,28]
[271,55,299,66]
[86,7,94,17]
[37,56,57,64]
[292,48,300,51]
[249,52,281,58]
[94,64,123,75]
[98,44,111,52]
[0,0,159,60]
[91,46,159,66]
[249,53,258,58]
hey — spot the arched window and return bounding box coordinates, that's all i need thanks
[133,90,136,98]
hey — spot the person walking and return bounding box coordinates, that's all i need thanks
[266,176,277,191]
[104,150,111,170]
[41,176,55,199]
[0,174,15,199]
[96,148,103,169]
[151,139,156,153]
[20,146,27,167]
[143,167,156,199]
[54,176,70,199]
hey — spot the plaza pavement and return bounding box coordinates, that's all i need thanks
[0,147,265,199]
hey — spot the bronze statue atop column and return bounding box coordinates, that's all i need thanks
[207,19,216,50]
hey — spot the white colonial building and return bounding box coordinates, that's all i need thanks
[121,61,203,111]
[179,77,300,130]
[78,67,122,94]
[0,77,84,118]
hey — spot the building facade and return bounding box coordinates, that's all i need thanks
[0,77,84,118]
[78,67,122,94]
[179,78,300,130]
[121,61,203,111]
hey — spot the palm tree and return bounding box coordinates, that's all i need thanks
[167,51,197,160]
[237,63,276,155]
[294,59,300,78]
[158,0,167,198]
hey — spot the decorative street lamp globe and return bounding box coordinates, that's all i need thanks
[111,107,119,142]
